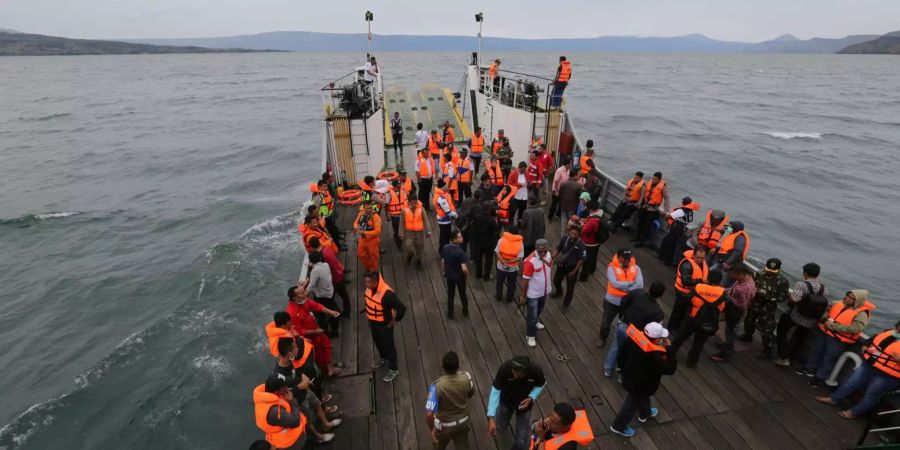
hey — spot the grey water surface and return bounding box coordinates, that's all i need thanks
[1,51,898,449]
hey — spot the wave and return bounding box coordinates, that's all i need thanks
[19,113,71,122]
[764,132,822,140]
[0,212,81,227]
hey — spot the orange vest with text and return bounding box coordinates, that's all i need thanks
[690,284,727,317]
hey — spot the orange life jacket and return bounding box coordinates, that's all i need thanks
[496,186,518,224]
[717,230,750,261]
[265,323,314,369]
[442,159,459,197]
[626,324,667,353]
[690,283,727,317]
[557,61,572,83]
[433,187,456,220]
[675,250,709,294]
[403,205,425,231]
[355,210,381,240]
[864,330,900,378]
[819,301,875,343]
[428,135,442,156]
[444,127,455,144]
[491,138,504,155]
[643,180,666,207]
[697,210,729,250]
[298,223,337,255]
[253,384,306,449]
[624,178,645,203]
[417,153,434,178]
[536,409,594,450]
[667,202,700,225]
[470,134,485,154]
[459,157,473,183]
[310,183,335,218]
[489,63,498,78]
[607,255,639,298]
[487,160,504,186]
[579,154,593,175]
[364,275,393,322]
[400,177,413,193]
[496,232,524,267]
[386,187,407,217]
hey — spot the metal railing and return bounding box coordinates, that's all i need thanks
[478,67,558,113]
[321,71,382,119]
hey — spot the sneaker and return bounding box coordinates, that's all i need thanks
[609,425,636,437]
[327,418,343,429]
[383,370,400,383]
[526,336,537,347]
[809,378,822,388]
[774,358,791,367]
[638,407,659,423]
[795,368,815,377]
[371,358,388,369]
[536,322,546,330]
[603,368,613,378]
[316,433,335,443]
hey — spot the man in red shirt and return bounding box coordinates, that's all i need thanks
[286,285,343,376]
[537,145,554,204]
[526,151,544,199]
[580,200,605,281]
[307,236,351,318]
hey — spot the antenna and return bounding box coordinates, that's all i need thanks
[475,12,483,65]
[365,11,374,58]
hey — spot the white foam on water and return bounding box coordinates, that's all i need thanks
[765,132,823,140]
[191,354,233,385]
[34,211,80,219]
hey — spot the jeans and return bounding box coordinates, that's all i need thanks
[668,292,692,333]
[494,402,532,450]
[496,270,517,302]
[599,299,622,341]
[418,178,433,211]
[470,241,493,278]
[550,82,567,108]
[612,392,652,431]
[604,320,628,371]
[804,331,850,380]
[446,278,469,317]
[471,154,482,174]
[526,295,547,337]
[776,315,812,360]
[512,199,527,226]
[580,245,600,281]
[719,303,746,357]
[831,363,900,416]
[370,323,398,371]
[552,264,579,307]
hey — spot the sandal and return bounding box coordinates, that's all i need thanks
[838,410,856,419]
[324,405,339,415]
[815,396,836,405]
[320,393,333,404]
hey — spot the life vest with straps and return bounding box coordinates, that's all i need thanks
[717,230,750,261]
[399,177,413,193]
[386,187,407,217]
[496,232,524,267]
[864,330,900,378]
[310,183,335,218]
[403,205,425,231]
[557,61,572,83]
[626,324,667,353]
[264,323,315,369]
[667,202,700,225]
[675,250,709,294]
[624,178,645,203]
[491,138,504,155]
[459,157,473,183]
[428,135,442,156]
[697,210,729,250]
[442,160,459,197]
[253,384,306,449]
[355,210,380,239]
[819,301,875,343]
[496,186,518,224]
[444,127,455,144]
[489,63,498,79]
[470,134,485,154]
[417,153,434,178]
[298,222,337,255]
[433,187,456,220]
[643,180,666,207]
[364,275,393,322]
[487,160,504,186]
[607,255,639,298]
[358,180,381,213]
[690,284,727,317]
[579,154,593,175]
[530,409,594,450]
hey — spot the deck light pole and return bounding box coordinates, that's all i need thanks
[365,11,374,58]
[475,12,483,65]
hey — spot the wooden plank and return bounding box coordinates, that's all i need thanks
[705,412,757,450]
[689,416,736,450]
[670,417,716,450]
[739,404,803,449]
[720,410,771,450]
[644,420,699,450]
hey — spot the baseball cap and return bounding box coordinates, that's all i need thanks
[644,322,669,339]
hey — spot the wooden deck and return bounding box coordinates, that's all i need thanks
[321,201,865,450]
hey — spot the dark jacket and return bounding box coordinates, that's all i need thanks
[558,179,581,213]
[470,211,500,247]
[620,289,665,329]
[620,339,677,396]
[492,360,546,410]
[368,290,406,326]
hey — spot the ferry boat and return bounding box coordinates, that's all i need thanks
[277,13,894,450]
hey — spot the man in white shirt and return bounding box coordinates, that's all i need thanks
[364,56,378,83]
[415,122,429,152]
[509,162,529,226]
[520,239,552,347]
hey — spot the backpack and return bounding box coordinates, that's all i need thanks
[691,295,726,336]
[796,281,827,319]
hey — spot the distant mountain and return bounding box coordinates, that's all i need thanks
[121,31,887,54]
[0,31,274,56]
[838,31,900,54]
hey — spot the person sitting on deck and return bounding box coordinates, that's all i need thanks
[273,337,341,445]
[801,289,875,388]
[632,171,669,248]
[816,320,900,419]
[487,355,546,450]
[285,285,343,377]
[530,402,595,449]
[609,171,644,233]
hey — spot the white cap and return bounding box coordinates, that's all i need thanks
[644,322,669,339]
[374,179,390,194]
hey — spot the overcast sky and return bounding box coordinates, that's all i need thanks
[2,0,898,42]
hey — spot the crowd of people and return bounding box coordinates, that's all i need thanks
[249,57,896,450]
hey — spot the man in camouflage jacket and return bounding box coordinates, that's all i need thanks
[740,258,790,358]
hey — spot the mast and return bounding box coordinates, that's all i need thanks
[365,10,374,58]
[475,12,483,65]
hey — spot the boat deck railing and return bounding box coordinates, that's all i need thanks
[321,70,383,119]
[477,67,561,113]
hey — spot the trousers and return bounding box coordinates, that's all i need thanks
[494,402,531,450]
[552,264,579,307]
[612,392,652,431]
[370,323,398,371]
[357,237,380,272]
[446,278,469,317]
